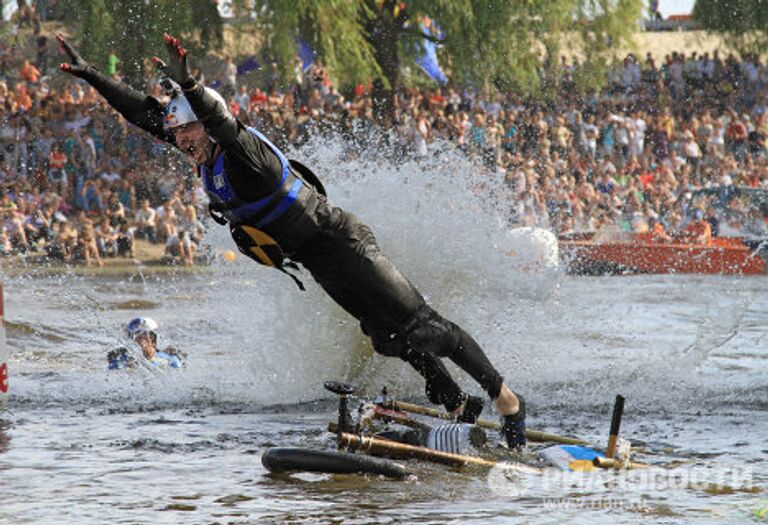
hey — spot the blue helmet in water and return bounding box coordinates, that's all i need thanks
[126,317,159,343]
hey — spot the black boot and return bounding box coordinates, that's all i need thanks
[501,393,526,449]
[456,394,485,424]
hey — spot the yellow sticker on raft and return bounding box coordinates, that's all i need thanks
[568,459,596,472]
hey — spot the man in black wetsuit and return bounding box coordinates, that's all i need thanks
[58,33,527,448]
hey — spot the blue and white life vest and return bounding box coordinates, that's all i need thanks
[148,351,182,369]
[200,127,303,227]
[107,348,182,370]
[200,127,328,290]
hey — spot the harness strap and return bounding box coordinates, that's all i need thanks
[210,170,301,225]
[251,176,303,228]
[202,127,303,226]
[203,127,310,291]
[280,262,306,291]
[208,204,228,225]
[232,224,306,290]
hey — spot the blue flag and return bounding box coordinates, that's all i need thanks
[415,19,447,84]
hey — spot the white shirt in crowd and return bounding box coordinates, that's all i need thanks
[629,117,646,157]
[100,170,121,184]
[621,62,641,88]
[155,205,175,225]
[740,61,759,85]
[412,118,429,158]
[669,61,684,85]
[683,139,702,159]
[135,207,156,227]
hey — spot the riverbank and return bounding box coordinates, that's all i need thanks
[0,240,211,278]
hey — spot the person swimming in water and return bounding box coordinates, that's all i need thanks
[107,317,183,370]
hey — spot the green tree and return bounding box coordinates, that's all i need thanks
[58,0,223,87]
[694,0,768,54]
[241,0,643,119]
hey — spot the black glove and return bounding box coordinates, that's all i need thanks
[152,33,194,88]
[57,33,92,78]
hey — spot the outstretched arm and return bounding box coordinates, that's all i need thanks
[58,34,176,146]
[153,34,239,145]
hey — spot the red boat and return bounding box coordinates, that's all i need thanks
[560,233,768,275]
[561,186,768,275]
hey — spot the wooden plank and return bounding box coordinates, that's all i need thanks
[337,431,498,468]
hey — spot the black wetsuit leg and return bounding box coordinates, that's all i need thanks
[366,327,465,410]
[404,305,504,401]
[293,206,504,408]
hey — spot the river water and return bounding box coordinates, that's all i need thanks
[1,148,766,524]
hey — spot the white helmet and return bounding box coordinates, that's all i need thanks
[161,78,227,130]
[126,317,159,341]
[163,93,198,129]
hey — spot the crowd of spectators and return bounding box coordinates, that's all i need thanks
[1,12,767,267]
[1,13,205,265]
[244,50,768,241]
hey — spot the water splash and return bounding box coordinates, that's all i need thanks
[6,140,766,415]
